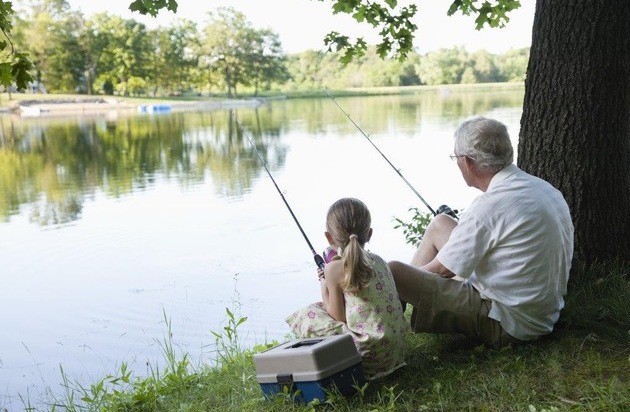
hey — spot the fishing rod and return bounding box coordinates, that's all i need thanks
[323,88,458,219]
[233,113,326,270]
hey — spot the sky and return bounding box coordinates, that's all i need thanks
[66,0,535,54]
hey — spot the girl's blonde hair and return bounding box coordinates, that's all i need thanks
[326,197,373,292]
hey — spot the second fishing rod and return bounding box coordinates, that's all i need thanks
[233,113,327,271]
[324,88,458,219]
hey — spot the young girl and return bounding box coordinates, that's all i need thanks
[286,197,406,380]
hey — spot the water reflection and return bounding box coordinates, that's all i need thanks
[0,110,291,225]
[0,88,523,228]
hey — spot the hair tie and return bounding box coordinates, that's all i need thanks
[349,234,358,241]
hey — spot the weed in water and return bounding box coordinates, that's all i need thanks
[392,207,432,248]
[209,308,248,366]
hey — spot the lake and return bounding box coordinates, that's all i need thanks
[0,87,524,410]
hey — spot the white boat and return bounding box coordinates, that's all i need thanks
[137,104,172,114]
[19,105,44,117]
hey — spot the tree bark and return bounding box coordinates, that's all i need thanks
[519,0,630,269]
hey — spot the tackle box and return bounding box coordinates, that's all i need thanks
[253,334,365,402]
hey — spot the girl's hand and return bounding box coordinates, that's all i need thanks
[317,268,325,281]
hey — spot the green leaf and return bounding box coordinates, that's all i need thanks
[128,0,179,17]
[0,63,12,87]
[448,0,521,30]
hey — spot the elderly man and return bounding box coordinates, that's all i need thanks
[389,116,574,348]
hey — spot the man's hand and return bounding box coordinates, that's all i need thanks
[422,257,457,279]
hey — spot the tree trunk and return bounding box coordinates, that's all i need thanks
[519,0,630,270]
[225,66,233,97]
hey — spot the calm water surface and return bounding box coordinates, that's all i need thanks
[0,89,523,409]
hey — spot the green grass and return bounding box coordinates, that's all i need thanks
[33,262,629,412]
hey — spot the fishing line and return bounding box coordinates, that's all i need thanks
[233,113,326,270]
[324,88,458,218]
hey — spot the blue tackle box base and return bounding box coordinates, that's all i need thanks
[254,335,365,403]
[259,362,364,403]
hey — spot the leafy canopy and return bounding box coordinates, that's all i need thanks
[0,0,33,89]
[128,0,178,16]
[448,0,521,29]
[124,1,521,64]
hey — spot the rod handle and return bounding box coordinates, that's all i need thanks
[314,253,325,270]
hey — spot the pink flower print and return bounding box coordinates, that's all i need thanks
[375,306,383,314]
[356,323,365,332]
[387,305,394,313]
[357,304,365,313]
[307,311,316,319]
[377,323,384,333]
[376,282,383,290]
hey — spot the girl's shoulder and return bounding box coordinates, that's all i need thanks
[367,252,388,266]
[323,258,345,283]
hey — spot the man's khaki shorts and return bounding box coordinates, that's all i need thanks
[409,271,522,348]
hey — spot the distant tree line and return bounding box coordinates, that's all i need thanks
[11,1,528,97]
[283,46,528,92]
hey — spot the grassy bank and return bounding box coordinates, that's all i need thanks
[31,263,629,412]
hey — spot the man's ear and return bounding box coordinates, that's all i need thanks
[462,155,477,175]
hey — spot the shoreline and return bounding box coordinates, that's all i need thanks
[3,96,272,117]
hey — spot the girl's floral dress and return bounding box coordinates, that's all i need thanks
[286,253,407,380]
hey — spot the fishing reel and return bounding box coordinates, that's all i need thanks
[436,204,459,219]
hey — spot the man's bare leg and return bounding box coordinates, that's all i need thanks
[410,214,458,267]
[390,214,459,313]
